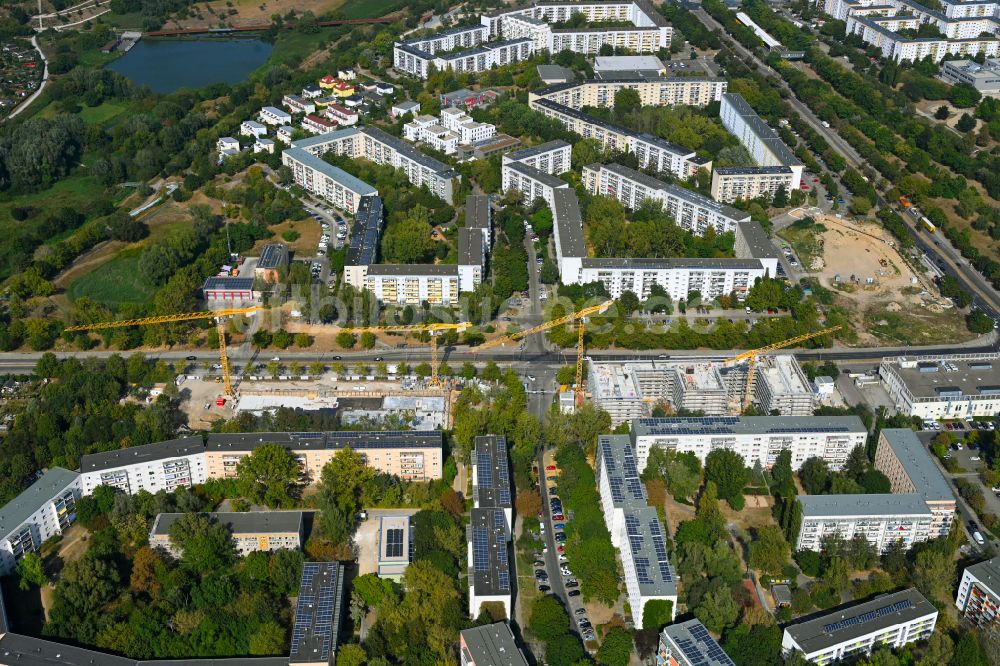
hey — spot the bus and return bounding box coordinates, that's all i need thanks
[921,217,936,233]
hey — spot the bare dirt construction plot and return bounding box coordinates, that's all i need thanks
[160,0,347,29]
[806,216,973,346]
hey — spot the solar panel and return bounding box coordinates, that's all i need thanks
[610,477,625,503]
[822,599,914,633]
[498,571,510,591]
[635,556,654,584]
[498,488,511,506]
[385,528,404,558]
[472,527,489,571]
[477,453,493,488]
[494,511,504,529]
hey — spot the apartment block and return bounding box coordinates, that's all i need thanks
[364,264,461,305]
[343,194,384,289]
[440,106,497,144]
[719,93,803,189]
[204,431,444,482]
[460,622,529,666]
[394,37,534,79]
[149,511,305,557]
[710,166,797,204]
[658,620,738,666]
[631,415,867,472]
[956,555,1000,627]
[473,435,513,532]
[281,146,378,214]
[781,589,937,664]
[468,506,512,619]
[0,468,80,576]
[501,160,570,206]
[403,115,460,154]
[503,139,572,174]
[795,494,934,553]
[873,428,956,539]
[879,353,1000,419]
[755,354,817,415]
[401,23,490,56]
[581,162,750,236]
[530,76,727,109]
[289,562,345,666]
[458,228,484,293]
[596,435,676,628]
[259,105,292,126]
[79,436,208,496]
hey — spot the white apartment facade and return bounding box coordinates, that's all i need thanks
[240,120,267,138]
[630,415,868,472]
[501,161,570,206]
[403,116,461,154]
[394,37,535,79]
[364,265,461,305]
[259,105,291,126]
[440,107,497,144]
[0,468,81,576]
[79,437,208,496]
[711,167,797,203]
[956,555,1000,627]
[720,93,803,189]
[582,162,750,236]
[503,139,572,174]
[281,146,379,214]
[578,257,765,302]
[530,76,728,109]
[795,494,934,553]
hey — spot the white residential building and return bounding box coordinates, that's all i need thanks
[711,167,797,203]
[781,589,937,664]
[150,511,305,557]
[501,160,570,206]
[276,125,295,144]
[630,415,868,472]
[240,120,267,138]
[502,139,572,174]
[79,437,208,496]
[659,620,738,666]
[440,107,496,144]
[283,94,316,115]
[795,494,934,553]
[0,468,81,576]
[596,436,676,628]
[467,507,512,619]
[879,353,1000,419]
[325,104,359,126]
[364,265,461,305]
[281,144,379,214]
[403,117,460,154]
[259,105,292,126]
[394,36,535,79]
[530,76,727,109]
[720,93,803,189]
[216,137,240,158]
[391,100,421,118]
[301,113,338,135]
[582,163,750,236]
[472,435,513,532]
[956,555,1000,627]
[254,138,275,154]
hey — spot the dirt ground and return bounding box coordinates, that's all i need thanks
[720,495,774,531]
[179,376,237,428]
[160,0,347,29]
[252,218,324,257]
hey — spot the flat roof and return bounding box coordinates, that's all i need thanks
[883,354,1000,400]
[632,415,867,438]
[598,435,647,509]
[458,227,484,267]
[283,147,378,196]
[80,437,206,473]
[784,588,936,655]
[594,163,748,221]
[361,127,458,178]
[289,562,344,665]
[798,493,931,518]
[202,276,254,291]
[470,507,510,597]
[581,257,762,270]
[460,623,529,666]
[505,139,570,163]
[465,194,491,229]
[261,105,290,117]
[537,64,574,82]
[963,555,1000,597]
[378,515,411,563]
[346,195,384,267]
[737,220,778,259]
[366,264,459,277]
[661,619,737,666]
[722,93,801,167]
[505,161,569,188]
[0,468,78,540]
[206,430,443,452]
[258,243,289,269]
[880,428,954,502]
[150,511,304,538]
[714,166,794,175]
[553,188,586,258]
[474,435,512,510]
[290,127,360,150]
[594,55,663,71]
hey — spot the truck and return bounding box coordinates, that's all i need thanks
[898,195,912,208]
[921,216,936,233]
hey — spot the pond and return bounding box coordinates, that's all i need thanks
[107,38,272,94]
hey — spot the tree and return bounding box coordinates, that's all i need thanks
[748,525,791,574]
[912,548,956,605]
[967,309,994,334]
[772,449,795,497]
[644,447,701,502]
[360,332,376,349]
[129,546,162,596]
[705,449,749,508]
[596,626,634,666]
[249,621,286,655]
[935,105,950,120]
[951,634,986,666]
[613,87,642,117]
[773,184,789,208]
[529,594,569,641]
[167,512,236,570]
[957,113,977,132]
[555,365,577,385]
[382,207,435,263]
[851,196,873,215]
[516,489,542,517]
[337,645,368,666]
[641,599,674,631]
[546,634,585,666]
[336,331,356,348]
[694,587,740,633]
[235,442,301,508]
[295,332,313,348]
[799,457,830,494]
[352,573,396,608]
[16,552,46,590]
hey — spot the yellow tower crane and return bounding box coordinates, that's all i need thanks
[476,300,614,405]
[726,325,842,411]
[65,307,260,397]
[333,322,468,387]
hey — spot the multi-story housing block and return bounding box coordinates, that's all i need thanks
[710,167,797,203]
[501,161,570,206]
[719,93,803,189]
[658,620,738,666]
[795,494,934,553]
[281,146,378,214]
[149,511,305,557]
[364,265,461,305]
[956,555,1000,627]
[0,468,81,576]
[79,437,208,496]
[874,428,956,539]
[502,139,572,174]
[460,622,529,666]
[530,76,727,109]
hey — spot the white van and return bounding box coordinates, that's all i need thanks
[974,531,986,546]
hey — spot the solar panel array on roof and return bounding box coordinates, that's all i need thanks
[386,528,404,558]
[346,195,384,267]
[474,435,512,510]
[473,527,490,572]
[289,562,343,664]
[821,599,913,634]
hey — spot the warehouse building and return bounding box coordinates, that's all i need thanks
[79,436,208,496]
[0,468,80,576]
[781,589,937,663]
[149,511,305,557]
[658,619,738,666]
[956,555,1000,627]
[460,622,529,666]
[596,435,676,628]
[879,353,1000,419]
[631,415,867,472]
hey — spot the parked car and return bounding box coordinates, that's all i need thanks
[553,514,565,521]
[564,581,578,588]
[553,523,565,529]
[538,585,550,592]
[546,465,557,471]
[568,590,580,597]
[575,608,587,616]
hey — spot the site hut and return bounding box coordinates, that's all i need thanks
[955,554,1000,627]
[289,562,346,666]
[201,276,257,305]
[781,588,937,664]
[467,507,512,619]
[629,415,868,472]
[472,435,513,531]
[343,194,385,289]
[878,353,1000,419]
[376,514,412,580]
[79,436,208,496]
[149,511,305,558]
[460,622,530,666]
[657,619,738,666]
[254,243,290,283]
[0,468,81,576]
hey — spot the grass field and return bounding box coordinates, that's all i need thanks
[337,0,402,18]
[66,250,158,306]
[778,220,826,272]
[78,101,129,126]
[864,305,973,346]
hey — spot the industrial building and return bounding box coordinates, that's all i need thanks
[376,515,412,580]
[343,194,384,289]
[719,93,803,189]
[879,353,1000,419]
[596,435,677,628]
[460,622,529,666]
[201,276,257,305]
[0,468,80,576]
[473,435,513,531]
[530,76,727,109]
[149,511,305,557]
[289,562,345,666]
[874,428,956,540]
[79,436,208,496]
[781,589,937,663]
[630,415,868,472]
[956,555,1000,627]
[581,162,750,236]
[657,619,738,666]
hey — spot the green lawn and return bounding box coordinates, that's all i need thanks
[337,0,402,18]
[264,29,333,67]
[78,101,129,125]
[66,250,158,306]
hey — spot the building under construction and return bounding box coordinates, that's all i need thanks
[588,356,816,425]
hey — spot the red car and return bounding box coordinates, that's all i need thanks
[812,178,819,182]
[546,465,557,471]
[800,183,809,190]
[557,545,565,553]
[553,514,565,521]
